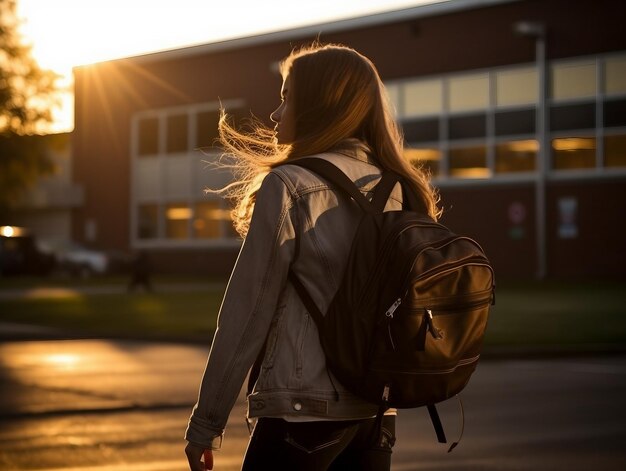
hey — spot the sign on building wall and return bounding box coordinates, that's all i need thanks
[558,197,578,239]
[508,201,527,239]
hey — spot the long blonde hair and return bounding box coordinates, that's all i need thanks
[213,43,440,237]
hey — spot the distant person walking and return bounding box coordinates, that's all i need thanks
[127,251,153,293]
[185,43,440,471]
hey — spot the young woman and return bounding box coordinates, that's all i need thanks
[185,43,440,471]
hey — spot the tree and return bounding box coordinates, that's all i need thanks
[0,0,60,217]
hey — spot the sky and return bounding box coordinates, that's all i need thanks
[16,0,446,133]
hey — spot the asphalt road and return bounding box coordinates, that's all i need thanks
[0,339,625,471]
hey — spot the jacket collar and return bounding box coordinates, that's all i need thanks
[331,139,377,165]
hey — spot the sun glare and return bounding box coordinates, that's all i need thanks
[44,353,81,369]
[16,0,442,133]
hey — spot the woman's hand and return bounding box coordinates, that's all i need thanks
[185,442,214,470]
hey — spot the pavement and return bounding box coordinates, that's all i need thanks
[2,283,626,470]
[2,319,624,359]
[1,337,625,471]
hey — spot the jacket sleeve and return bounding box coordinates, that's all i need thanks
[185,171,297,449]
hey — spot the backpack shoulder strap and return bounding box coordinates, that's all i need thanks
[289,158,374,212]
[291,157,423,215]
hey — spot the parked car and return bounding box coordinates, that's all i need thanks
[39,240,109,278]
[0,226,56,276]
[39,239,132,278]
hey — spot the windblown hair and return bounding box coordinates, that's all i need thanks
[212,42,440,237]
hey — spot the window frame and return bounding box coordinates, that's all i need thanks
[383,51,626,185]
[130,99,245,249]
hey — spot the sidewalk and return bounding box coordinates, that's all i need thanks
[2,319,624,358]
[1,339,624,471]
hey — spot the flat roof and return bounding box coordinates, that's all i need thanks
[77,0,518,68]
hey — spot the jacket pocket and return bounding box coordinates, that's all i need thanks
[284,421,349,454]
[262,306,286,370]
[294,313,310,379]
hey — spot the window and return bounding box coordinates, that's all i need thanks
[495,109,535,136]
[404,79,443,117]
[448,73,489,112]
[404,147,441,177]
[604,134,626,168]
[166,114,188,154]
[604,99,626,128]
[402,118,439,143]
[551,60,596,101]
[138,117,159,156]
[552,137,596,170]
[138,204,158,239]
[194,201,224,239]
[449,145,489,178]
[496,67,537,107]
[495,140,537,173]
[383,82,400,117]
[132,103,245,245]
[605,55,626,95]
[550,103,595,131]
[136,158,160,200]
[165,204,191,239]
[448,114,486,139]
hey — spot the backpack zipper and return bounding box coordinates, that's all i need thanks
[371,354,481,375]
[401,260,495,304]
[358,218,449,305]
[385,298,402,318]
[408,289,494,313]
[410,258,494,286]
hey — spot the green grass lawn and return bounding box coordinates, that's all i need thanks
[0,276,226,342]
[0,277,625,347]
[485,280,626,347]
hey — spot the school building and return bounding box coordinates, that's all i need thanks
[71,0,626,279]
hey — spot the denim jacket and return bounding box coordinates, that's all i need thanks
[185,141,403,449]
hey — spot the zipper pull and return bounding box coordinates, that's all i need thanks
[426,309,444,340]
[382,384,390,402]
[385,298,402,318]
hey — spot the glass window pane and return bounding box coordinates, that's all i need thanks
[495,140,538,173]
[495,108,536,136]
[404,79,443,117]
[383,82,400,117]
[550,103,595,131]
[552,60,596,101]
[448,73,489,112]
[402,118,439,143]
[496,67,537,107]
[404,147,441,177]
[138,204,158,239]
[448,114,486,140]
[166,114,188,154]
[136,158,160,200]
[165,204,191,239]
[604,98,626,128]
[552,137,596,170]
[605,134,626,168]
[138,117,159,156]
[605,55,626,95]
[196,110,220,149]
[194,201,223,239]
[449,145,489,178]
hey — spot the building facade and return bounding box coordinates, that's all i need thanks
[72,0,626,279]
[8,132,82,246]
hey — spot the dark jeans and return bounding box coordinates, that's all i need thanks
[241,416,396,471]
